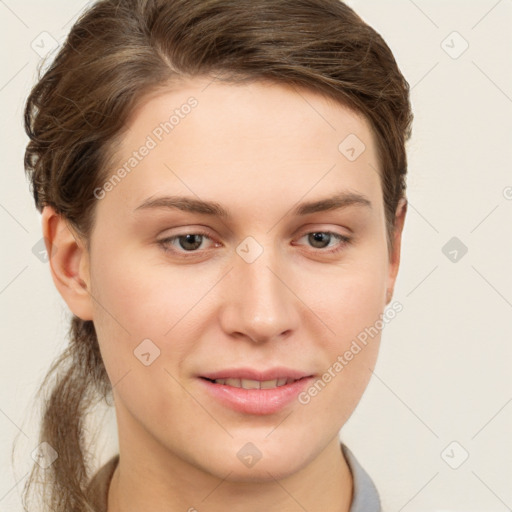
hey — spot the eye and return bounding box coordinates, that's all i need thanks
[157,229,351,258]
[295,231,351,254]
[158,231,218,255]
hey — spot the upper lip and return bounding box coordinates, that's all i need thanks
[200,367,313,381]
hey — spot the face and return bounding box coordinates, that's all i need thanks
[74,77,404,481]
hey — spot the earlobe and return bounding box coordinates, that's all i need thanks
[41,206,94,321]
[386,197,407,305]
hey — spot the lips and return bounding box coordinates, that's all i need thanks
[198,367,314,415]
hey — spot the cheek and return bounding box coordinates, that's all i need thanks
[299,255,387,401]
[303,258,388,339]
[90,245,187,333]
[88,247,213,381]
[297,272,384,426]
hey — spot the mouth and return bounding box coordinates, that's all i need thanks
[198,368,314,415]
[201,377,304,389]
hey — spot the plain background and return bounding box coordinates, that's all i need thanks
[1,1,511,510]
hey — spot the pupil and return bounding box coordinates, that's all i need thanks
[181,234,202,250]
[310,232,329,248]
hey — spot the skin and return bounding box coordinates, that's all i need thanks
[42,77,406,512]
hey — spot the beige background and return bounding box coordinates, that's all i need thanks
[1,1,511,510]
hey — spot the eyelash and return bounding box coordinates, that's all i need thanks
[157,230,351,257]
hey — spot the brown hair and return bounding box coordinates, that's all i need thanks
[18,0,412,510]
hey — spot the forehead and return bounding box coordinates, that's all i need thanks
[97,77,383,221]
[121,77,376,153]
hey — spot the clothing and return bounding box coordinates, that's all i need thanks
[86,443,380,512]
[341,443,382,512]
[85,453,119,512]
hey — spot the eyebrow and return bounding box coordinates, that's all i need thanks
[134,191,372,217]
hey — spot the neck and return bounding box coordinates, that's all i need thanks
[107,435,353,512]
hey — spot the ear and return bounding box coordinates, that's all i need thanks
[41,206,94,321]
[386,197,407,305]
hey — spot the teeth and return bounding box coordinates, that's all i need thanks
[260,379,278,389]
[213,378,297,389]
[241,379,260,389]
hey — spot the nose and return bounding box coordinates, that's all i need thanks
[218,242,301,344]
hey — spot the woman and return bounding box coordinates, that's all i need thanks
[20,0,412,510]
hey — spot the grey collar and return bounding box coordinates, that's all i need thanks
[341,443,382,512]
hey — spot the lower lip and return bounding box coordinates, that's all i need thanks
[198,377,314,415]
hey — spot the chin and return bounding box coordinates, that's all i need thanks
[195,435,317,483]
[214,456,308,484]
